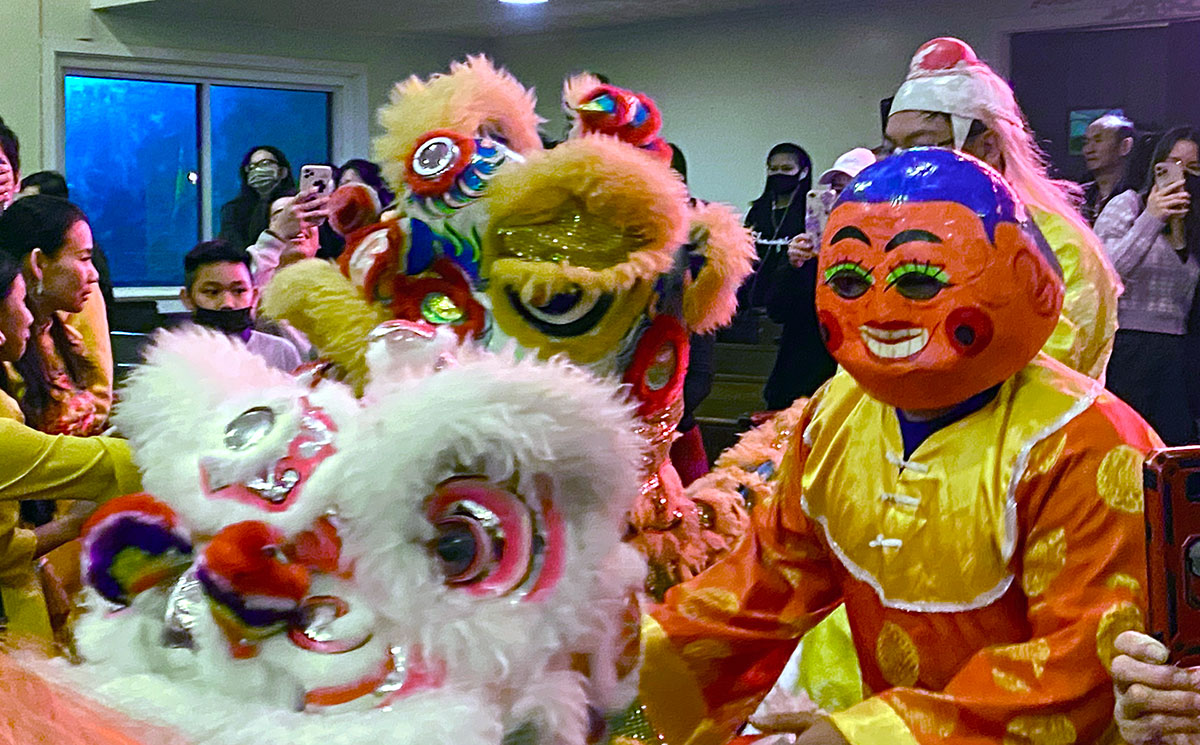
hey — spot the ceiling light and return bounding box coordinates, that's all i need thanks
[499,0,548,4]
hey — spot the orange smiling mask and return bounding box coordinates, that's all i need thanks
[815,148,1063,411]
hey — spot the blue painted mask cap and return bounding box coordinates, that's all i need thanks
[837,147,1021,242]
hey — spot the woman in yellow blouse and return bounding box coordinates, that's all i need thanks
[0,248,139,640]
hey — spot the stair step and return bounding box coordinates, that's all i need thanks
[695,378,764,421]
[696,418,748,464]
[713,341,777,379]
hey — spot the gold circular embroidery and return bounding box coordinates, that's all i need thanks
[1003,714,1077,745]
[677,587,741,622]
[889,696,957,738]
[876,622,921,687]
[1095,445,1144,514]
[992,667,1032,693]
[1096,601,1145,672]
[1022,433,1068,483]
[1022,527,1067,598]
[994,638,1051,678]
[1104,573,1143,598]
[681,639,733,663]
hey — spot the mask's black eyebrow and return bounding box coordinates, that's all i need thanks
[831,226,871,246]
[885,229,942,253]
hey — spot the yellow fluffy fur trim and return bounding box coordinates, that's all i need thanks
[483,134,688,296]
[683,201,756,334]
[260,259,389,394]
[373,55,543,194]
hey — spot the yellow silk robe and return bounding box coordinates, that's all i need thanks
[643,357,1159,745]
[0,389,139,639]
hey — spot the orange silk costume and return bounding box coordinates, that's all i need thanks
[639,150,1160,745]
[643,363,1158,745]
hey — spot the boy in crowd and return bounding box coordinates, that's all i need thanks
[180,239,301,373]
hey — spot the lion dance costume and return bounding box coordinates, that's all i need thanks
[639,149,1160,745]
[11,325,648,745]
[1,58,755,745]
[260,57,755,600]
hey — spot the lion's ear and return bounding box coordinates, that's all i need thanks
[682,201,757,334]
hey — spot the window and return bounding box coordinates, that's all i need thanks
[49,44,367,290]
[64,76,200,287]
[63,75,331,287]
[209,85,331,238]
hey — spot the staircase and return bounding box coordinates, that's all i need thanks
[695,313,781,462]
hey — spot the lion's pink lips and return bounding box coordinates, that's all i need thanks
[859,324,930,359]
[288,595,372,654]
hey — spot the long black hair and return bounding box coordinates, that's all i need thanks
[0,195,94,423]
[1141,127,1200,198]
[1142,126,1200,258]
[751,142,812,208]
[0,246,20,303]
[217,145,296,248]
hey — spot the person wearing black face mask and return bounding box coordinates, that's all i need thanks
[744,143,811,306]
[722,143,812,347]
[738,143,836,410]
[1094,126,1200,444]
[180,240,301,373]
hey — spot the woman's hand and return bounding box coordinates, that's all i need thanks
[33,501,96,557]
[268,189,330,241]
[1113,631,1200,744]
[788,233,819,268]
[1146,180,1191,222]
[0,160,15,209]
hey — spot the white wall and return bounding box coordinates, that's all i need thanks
[1,0,482,174]
[490,0,1200,209]
[6,0,1198,212]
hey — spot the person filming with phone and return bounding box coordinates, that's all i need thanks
[1094,126,1200,444]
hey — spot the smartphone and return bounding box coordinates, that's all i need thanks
[1143,446,1200,666]
[1155,160,1184,191]
[805,188,836,243]
[299,164,335,195]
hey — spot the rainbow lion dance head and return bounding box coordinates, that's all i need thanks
[262,58,756,599]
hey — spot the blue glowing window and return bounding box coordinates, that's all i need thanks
[62,75,332,287]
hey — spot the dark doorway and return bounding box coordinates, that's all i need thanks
[1010,19,1200,183]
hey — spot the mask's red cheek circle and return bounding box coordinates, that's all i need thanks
[818,310,844,353]
[945,307,994,357]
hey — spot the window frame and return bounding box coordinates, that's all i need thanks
[44,40,368,295]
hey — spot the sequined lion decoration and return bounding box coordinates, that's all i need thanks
[22,325,647,745]
[261,58,756,600]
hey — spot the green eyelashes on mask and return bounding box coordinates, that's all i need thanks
[885,262,951,301]
[824,261,874,300]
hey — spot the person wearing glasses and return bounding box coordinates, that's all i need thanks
[1094,127,1200,444]
[217,145,296,252]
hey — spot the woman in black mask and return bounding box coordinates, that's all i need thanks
[722,143,812,347]
[217,145,296,251]
[1094,126,1200,444]
[744,143,812,308]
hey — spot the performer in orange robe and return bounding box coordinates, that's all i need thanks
[639,148,1160,745]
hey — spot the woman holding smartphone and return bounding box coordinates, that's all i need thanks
[1094,126,1200,444]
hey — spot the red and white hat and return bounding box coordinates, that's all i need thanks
[890,37,1019,149]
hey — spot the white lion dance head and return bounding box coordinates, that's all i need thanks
[40,326,646,745]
